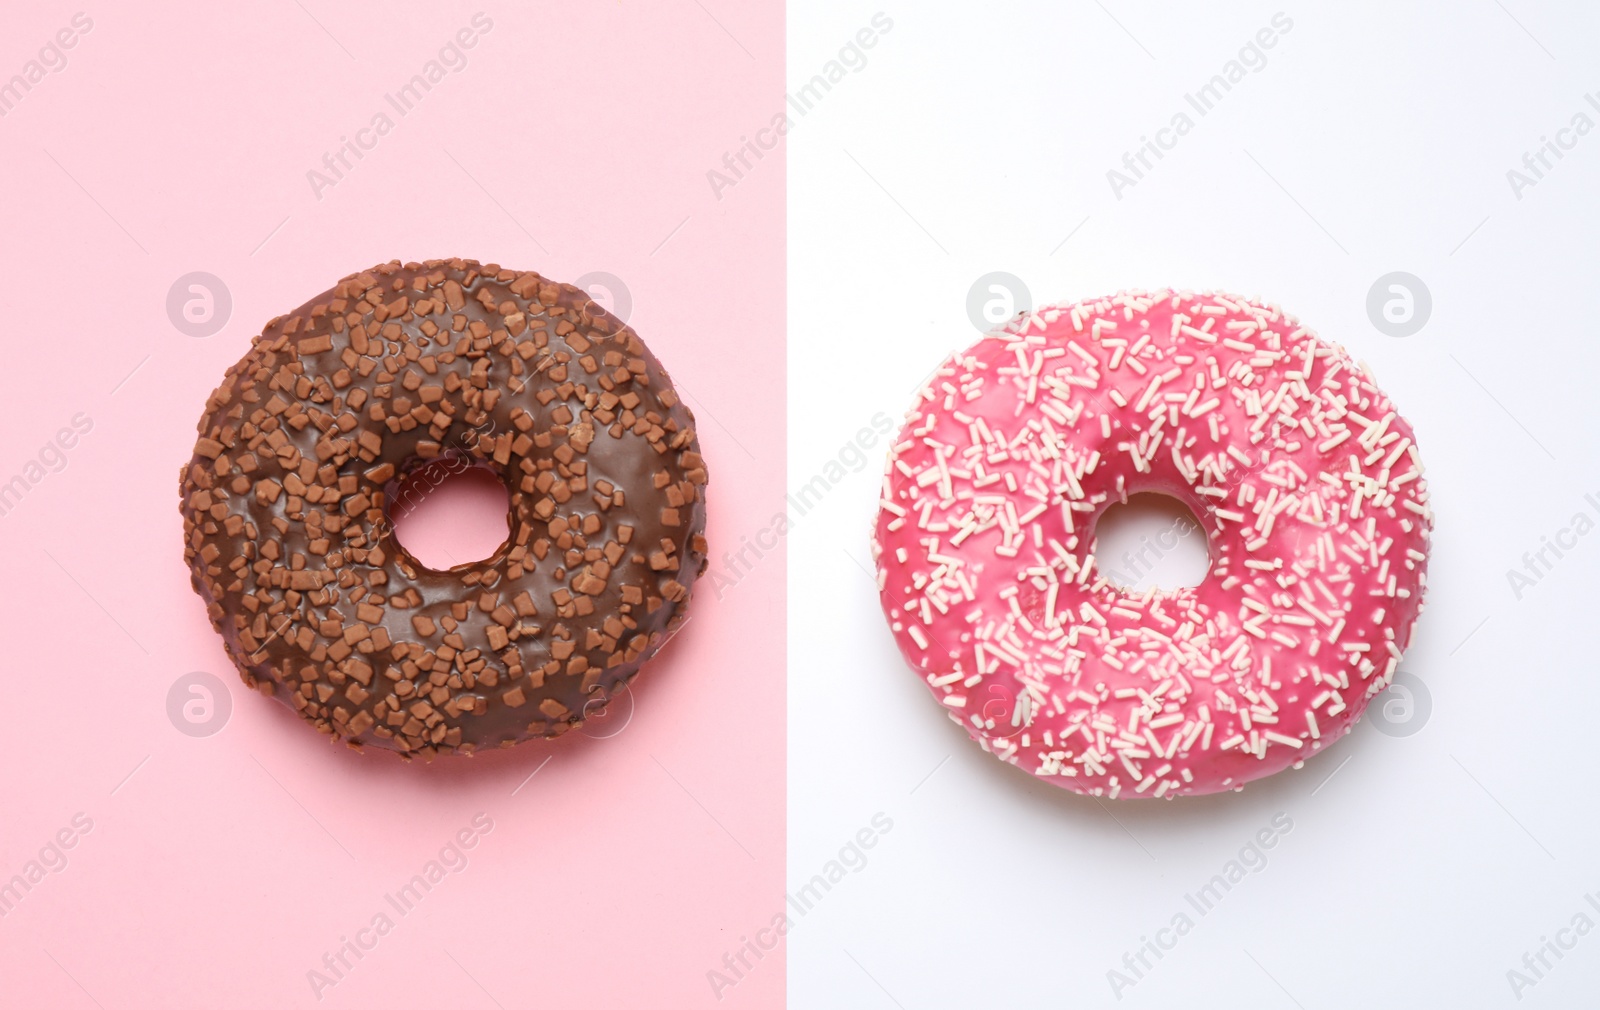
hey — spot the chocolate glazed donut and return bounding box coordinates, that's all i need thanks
[179,259,708,757]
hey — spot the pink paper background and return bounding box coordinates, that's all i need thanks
[0,3,785,1006]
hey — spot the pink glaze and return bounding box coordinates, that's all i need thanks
[872,291,1433,798]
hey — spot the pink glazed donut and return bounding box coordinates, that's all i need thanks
[873,290,1433,798]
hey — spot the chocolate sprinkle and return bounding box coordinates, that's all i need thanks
[179,259,709,757]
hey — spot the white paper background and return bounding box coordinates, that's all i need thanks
[786,2,1600,1006]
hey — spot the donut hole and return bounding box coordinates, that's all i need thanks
[388,457,512,570]
[1091,493,1209,592]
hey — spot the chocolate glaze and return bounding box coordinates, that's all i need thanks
[179,259,708,757]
